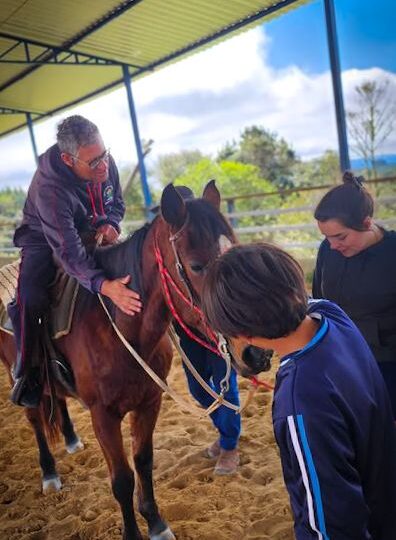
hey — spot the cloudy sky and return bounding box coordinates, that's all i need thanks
[0,0,395,190]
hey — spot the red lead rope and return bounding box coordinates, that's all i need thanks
[154,244,220,355]
[154,241,274,392]
[250,376,274,391]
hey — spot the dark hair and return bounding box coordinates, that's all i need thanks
[57,115,100,155]
[314,171,374,230]
[202,243,307,339]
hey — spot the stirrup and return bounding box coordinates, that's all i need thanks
[51,357,77,396]
[10,374,42,408]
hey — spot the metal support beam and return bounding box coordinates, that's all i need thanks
[122,64,152,210]
[0,106,44,116]
[26,113,38,165]
[323,0,350,172]
[0,32,141,68]
[0,1,144,94]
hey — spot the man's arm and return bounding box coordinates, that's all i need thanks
[36,184,141,314]
[100,276,141,316]
[95,159,125,245]
[96,157,125,232]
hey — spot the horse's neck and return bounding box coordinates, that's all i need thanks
[113,220,172,356]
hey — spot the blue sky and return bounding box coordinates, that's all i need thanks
[0,0,395,190]
[265,0,396,73]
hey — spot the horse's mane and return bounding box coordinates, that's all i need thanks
[93,197,234,300]
[184,199,235,248]
[94,222,152,300]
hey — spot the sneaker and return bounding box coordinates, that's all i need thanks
[205,439,221,459]
[214,448,240,475]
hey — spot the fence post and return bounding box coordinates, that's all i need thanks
[227,199,237,227]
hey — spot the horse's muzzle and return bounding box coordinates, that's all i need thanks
[239,345,273,376]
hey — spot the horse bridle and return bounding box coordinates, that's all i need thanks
[155,218,233,395]
[160,219,274,394]
[167,214,198,307]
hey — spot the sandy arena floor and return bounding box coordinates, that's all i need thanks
[0,354,294,540]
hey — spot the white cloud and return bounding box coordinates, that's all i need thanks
[0,26,395,190]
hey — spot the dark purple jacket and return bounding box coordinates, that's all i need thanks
[14,144,125,293]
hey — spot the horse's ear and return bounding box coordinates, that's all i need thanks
[202,179,221,210]
[160,184,187,228]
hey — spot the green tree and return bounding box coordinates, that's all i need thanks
[293,150,341,187]
[217,126,298,189]
[347,79,396,178]
[170,158,281,230]
[0,187,26,219]
[155,149,208,186]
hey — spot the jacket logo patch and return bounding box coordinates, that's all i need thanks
[103,185,114,206]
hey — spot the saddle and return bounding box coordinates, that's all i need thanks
[0,260,79,396]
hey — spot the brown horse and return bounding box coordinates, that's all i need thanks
[0,181,248,540]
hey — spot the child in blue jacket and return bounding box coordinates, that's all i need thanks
[202,242,396,540]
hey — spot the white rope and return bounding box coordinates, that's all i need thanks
[169,325,259,413]
[168,325,241,412]
[97,294,227,418]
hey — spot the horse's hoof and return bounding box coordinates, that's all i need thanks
[150,527,176,540]
[66,437,84,454]
[42,475,62,493]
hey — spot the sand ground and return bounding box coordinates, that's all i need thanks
[0,354,294,540]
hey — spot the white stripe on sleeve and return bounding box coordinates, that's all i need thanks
[287,415,322,540]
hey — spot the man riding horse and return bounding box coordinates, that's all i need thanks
[8,115,142,407]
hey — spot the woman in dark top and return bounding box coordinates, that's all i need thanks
[313,171,396,418]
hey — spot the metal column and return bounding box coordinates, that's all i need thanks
[323,0,350,172]
[26,112,38,165]
[122,64,152,210]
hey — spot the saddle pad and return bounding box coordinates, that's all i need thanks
[49,271,80,339]
[0,260,19,335]
[0,260,79,340]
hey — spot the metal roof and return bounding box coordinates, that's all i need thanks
[0,0,307,139]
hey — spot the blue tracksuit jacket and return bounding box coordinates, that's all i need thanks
[273,300,396,539]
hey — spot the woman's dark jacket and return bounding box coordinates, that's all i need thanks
[312,230,396,363]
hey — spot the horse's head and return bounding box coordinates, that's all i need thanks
[160,180,235,303]
[224,337,273,378]
[158,181,272,378]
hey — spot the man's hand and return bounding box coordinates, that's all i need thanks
[95,224,119,245]
[100,275,142,316]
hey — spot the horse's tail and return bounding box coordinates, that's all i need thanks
[38,394,62,445]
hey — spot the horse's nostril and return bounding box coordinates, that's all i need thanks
[242,346,273,373]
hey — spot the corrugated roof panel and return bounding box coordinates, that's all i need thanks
[0,112,25,134]
[0,0,122,45]
[0,63,22,88]
[0,64,122,111]
[0,0,308,138]
[79,0,271,63]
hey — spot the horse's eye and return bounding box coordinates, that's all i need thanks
[190,262,205,274]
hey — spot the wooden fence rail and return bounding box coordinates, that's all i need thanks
[0,177,395,257]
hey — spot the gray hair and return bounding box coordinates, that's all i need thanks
[56,115,100,155]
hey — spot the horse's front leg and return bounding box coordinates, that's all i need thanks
[130,396,176,540]
[90,404,142,540]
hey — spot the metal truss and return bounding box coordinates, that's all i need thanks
[0,106,44,116]
[0,32,141,69]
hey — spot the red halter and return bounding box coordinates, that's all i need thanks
[154,236,275,392]
[154,241,220,355]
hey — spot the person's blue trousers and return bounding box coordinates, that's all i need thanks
[175,323,241,450]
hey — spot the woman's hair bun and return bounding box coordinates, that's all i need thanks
[342,171,365,189]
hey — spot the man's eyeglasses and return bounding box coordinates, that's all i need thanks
[71,148,110,170]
